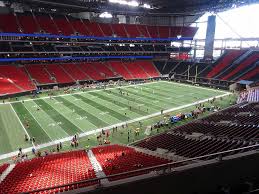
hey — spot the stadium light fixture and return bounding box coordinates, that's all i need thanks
[143,3,151,9]
[128,1,139,7]
[108,0,140,7]
[171,42,181,47]
[109,0,119,3]
[0,1,5,7]
[99,12,112,18]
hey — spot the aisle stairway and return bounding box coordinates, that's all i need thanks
[0,164,15,183]
[87,150,109,185]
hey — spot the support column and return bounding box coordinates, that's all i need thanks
[204,15,216,60]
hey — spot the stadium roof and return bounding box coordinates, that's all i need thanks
[9,0,259,16]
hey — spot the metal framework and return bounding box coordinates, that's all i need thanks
[7,0,259,15]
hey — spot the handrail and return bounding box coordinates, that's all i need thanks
[0,51,171,54]
[0,32,193,42]
[21,143,259,194]
[0,55,153,62]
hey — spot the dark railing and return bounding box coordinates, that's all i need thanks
[21,143,259,194]
[0,32,193,42]
[0,55,153,62]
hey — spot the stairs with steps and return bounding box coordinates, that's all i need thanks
[122,63,135,79]
[0,164,15,183]
[137,63,151,78]
[87,150,109,185]
[60,65,76,82]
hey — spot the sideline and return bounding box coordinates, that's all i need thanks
[0,92,231,161]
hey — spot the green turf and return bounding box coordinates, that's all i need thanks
[23,94,237,161]
[12,102,51,144]
[0,104,31,154]
[0,81,229,157]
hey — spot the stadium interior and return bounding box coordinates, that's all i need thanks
[0,0,258,194]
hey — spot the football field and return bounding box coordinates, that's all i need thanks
[0,81,228,158]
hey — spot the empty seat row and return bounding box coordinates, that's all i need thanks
[206,50,247,79]
[0,150,97,194]
[0,61,159,95]
[0,163,9,175]
[0,65,36,96]
[0,13,198,38]
[221,52,259,81]
[92,145,170,181]
[174,122,259,141]
[221,102,259,114]
[201,113,259,125]
[154,61,208,76]
[136,133,254,159]
[135,102,259,159]
[109,61,160,80]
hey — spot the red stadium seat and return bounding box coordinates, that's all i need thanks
[207,50,246,78]
[36,15,59,34]
[124,62,149,79]
[70,19,92,35]
[0,151,97,194]
[86,22,104,37]
[222,53,259,80]
[111,24,128,37]
[79,63,104,80]
[0,14,20,33]
[26,64,56,84]
[92,145,170,181]
[0,66,35,95]
[137,25,150,37]
[137,61,160,77]
[146,26,159,38]
[109,61,134,80]
[158,26,170,38]
[53,16,75,35]
[124,24,142,38]
[62,63,90,81]
[99,23,113,37]
[0,13,198,39]
[92,62,117,79]
[0,163,9,175]
[17,13,39,34]
[45,64,75,83]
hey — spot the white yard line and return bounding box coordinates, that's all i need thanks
[22,104,54,142]
[66,97,109,127]
[9,104,35,148]
[119,108,128,111]
[44,99,85,133]
[0,82,158,105]
[99,112,109,115]
[163,81,227,93]
[0,92,231,161]
[0,81,227,105]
